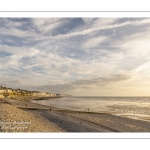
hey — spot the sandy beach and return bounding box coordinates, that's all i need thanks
[1,98,150,132]
[0,100,64,132]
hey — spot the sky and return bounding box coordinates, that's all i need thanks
[0,18,150,96]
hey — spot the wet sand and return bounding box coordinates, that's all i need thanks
[1,98,150,132]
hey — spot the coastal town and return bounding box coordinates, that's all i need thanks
[0,85,67,99]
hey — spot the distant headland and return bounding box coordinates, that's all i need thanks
[0,85,68,100]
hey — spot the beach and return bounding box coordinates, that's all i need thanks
[0,101,64,132]
[1,98,150,132]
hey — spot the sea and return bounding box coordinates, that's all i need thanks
[31,96,150,122]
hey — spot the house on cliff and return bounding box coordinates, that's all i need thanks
[7,88,13,93]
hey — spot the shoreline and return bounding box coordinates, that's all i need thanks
[1,98,150,132]
[4,97,150,121]
[30,98,150,123]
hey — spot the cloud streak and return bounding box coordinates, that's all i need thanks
[0,18,150,96]
[35,74,131,93]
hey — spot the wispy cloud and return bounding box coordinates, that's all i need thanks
[82,36,109,49]
[34,74,130,93]
[0,18,150,95]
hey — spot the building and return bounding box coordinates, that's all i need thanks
[0,85,67,98]
[7,88,13,93]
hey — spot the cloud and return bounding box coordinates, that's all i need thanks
[72,74,130,86]
[35,74,130,93]
[0,80,22,86]
[1,18,150,96]
[31,18,65,35]
[50,18,150,40]
[110,27,150,72]
[92,18,118,27]
[82,36,109,49]
[0,79,25,89]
